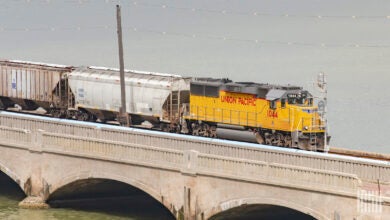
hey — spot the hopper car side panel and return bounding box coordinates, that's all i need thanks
[0,60,72,110]
[68,67,191,124]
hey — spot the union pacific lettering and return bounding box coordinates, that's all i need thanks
[220,95,256,106]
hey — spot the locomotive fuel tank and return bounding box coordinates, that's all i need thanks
[67,66,190,124]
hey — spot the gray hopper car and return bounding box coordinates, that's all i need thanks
[0,60,73,114]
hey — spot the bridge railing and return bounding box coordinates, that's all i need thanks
[0,114,97,137]
[0,113,388,182]
[41,131,184,171]
[196,153,360,195]
[0,126,31,147]
[98,127,390,182]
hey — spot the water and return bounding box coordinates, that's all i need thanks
[0,173,174,220]
[0,0,389,218]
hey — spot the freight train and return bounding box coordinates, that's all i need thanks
[0,60,329,151]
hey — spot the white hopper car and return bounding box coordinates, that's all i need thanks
[68,66,190,127]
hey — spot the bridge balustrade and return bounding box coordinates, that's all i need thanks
[0,113,388,183]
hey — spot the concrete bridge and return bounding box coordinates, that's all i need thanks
[0,111,389,219]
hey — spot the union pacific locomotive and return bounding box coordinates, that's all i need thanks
[0,60,329,151]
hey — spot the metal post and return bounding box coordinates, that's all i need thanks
[116,5,129,126]
[317,72,328,152]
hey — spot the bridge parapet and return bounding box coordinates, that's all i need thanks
[196,153,360,196]
[0,113,389,183]
[0,126,31,147]
[0,125,362,197]
[0,115,389,219]
[41,131,185,172]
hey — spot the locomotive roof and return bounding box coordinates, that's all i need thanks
[191,78,302,90]
[191,77,304,99]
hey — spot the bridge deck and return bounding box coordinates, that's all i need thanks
[0,110,388,183]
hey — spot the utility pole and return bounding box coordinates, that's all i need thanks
[116,4,129,126]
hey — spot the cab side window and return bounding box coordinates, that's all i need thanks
[281,99,286,108]
[270,100,277,109]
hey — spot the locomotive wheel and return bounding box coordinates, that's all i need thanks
[265,133,273,145]
[209,125,217,138]
[191,122,216,138]
[191,123,200,136]
[275,133,284,147]
[198,124,209,137]
[284,135,292,148]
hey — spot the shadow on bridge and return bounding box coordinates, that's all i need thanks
[47,178,175,219]
[209,204,316,220]
[0,171,26,204]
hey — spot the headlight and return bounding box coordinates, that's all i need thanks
[304,126,309,130]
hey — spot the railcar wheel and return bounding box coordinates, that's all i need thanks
[275,133,284,147]
[66,110,76,119]
[77,111,90,121]
[50,109,65,118]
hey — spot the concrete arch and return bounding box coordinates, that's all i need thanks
[0,160,25,194]
[204,197,328,220]
[47,170,176,216]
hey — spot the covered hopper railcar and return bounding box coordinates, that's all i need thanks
[0,60,74,116]
[67,66,191,128]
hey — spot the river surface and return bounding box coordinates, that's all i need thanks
[0,0,389,219]
[0,173,174,220]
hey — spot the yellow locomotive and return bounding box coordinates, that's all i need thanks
[183,78,328,151]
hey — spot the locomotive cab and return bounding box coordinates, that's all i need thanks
[280,90,327,151]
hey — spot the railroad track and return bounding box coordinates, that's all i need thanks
[329,147,390,162]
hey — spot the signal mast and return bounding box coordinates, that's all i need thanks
[316,72,328,152]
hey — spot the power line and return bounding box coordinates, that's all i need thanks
[127,1,390,20]
[1,24,389,48]
[2,0,390,20]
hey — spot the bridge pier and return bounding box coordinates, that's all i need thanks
[18,130,50,209]
[19,196,49,209]
[18,175,50,209]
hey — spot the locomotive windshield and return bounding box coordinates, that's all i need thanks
[286,91,313,106]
